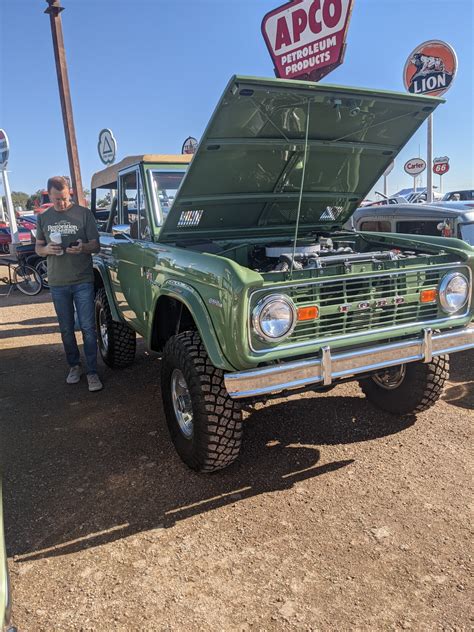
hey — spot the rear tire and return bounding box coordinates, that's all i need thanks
[161,331,243,472]
[359,356,449,415]
[95,288,136,368]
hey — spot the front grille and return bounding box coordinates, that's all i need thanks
[249,266,469,352]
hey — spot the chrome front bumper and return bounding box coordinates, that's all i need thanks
[224,326,474,399]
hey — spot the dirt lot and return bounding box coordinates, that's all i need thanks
[1,290,473,631]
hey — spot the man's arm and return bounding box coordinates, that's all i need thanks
[35,239,63,257]
[65,239,100,255]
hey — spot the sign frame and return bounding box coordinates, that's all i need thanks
[98,128,117,165]
[404,158,426,177]
[0,129,10,170]
[403,40,458,97]
[433,156,450,175]
[181,136,198,155]
[261,0,355,82]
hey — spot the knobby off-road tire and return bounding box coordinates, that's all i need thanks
[95,288,136,368]
[359,356,449,415]
[161,331,243,473]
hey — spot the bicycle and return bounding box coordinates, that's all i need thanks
[0,252,43,296]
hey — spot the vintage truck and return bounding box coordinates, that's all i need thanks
[91,76,474,472]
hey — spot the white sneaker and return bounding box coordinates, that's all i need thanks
[87,373,103,392]
[66,365,82,384]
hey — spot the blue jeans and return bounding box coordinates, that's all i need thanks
[50,282,98,374]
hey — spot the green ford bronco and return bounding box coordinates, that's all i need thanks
[91,76,474,472]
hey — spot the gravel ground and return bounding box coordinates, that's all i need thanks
[1,290,473,631]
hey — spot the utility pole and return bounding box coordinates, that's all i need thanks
[44,0,85,206]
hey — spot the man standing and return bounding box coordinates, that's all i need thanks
[35,176,103,391]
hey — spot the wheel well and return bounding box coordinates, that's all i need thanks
[151,296,197,351]
[93,268,105,292]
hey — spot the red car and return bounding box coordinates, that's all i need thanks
[0,226,33,253]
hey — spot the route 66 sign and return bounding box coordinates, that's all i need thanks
[433,156,450,175]
[98,128,117,165]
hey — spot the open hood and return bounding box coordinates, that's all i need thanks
[160,75,443,241]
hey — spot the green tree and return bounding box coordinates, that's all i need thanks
[97,192,111,207]
[11,191,29,211]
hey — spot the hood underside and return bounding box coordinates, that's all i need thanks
[160,75,443,241]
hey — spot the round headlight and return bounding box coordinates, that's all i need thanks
[252,294,297,341]
[439,273,469,313]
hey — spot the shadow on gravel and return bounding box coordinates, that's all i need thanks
[0,289,51,307]
[1,316,57,326]
[2,342,415,563]
[0,325,59,339]
[442,350,474,410]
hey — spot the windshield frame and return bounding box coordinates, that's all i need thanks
[147,168,187,226]
[460,221,474,246]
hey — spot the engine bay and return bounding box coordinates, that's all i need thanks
[213,233,442,276]
[248,236,420,273]
[177,232,454,278]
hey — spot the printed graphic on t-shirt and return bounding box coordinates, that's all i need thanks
[46,221,80,236]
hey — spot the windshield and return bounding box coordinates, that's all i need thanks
[151,170,186,221]
[443,190,474,201]
[460,223,474,245]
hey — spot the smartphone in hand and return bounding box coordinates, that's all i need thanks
[68,241,79,247]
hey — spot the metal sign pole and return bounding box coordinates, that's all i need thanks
[2,169,20,250]
[383,175,387,197]
[45,0,85,206]
[413,176,417,194]
[426,114,433,203]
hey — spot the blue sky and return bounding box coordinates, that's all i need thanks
[0,0,472,198]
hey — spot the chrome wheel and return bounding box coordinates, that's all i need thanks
[372,365,407,390]
[171,368,193,439]
[35,259,49,288]
[98,308,109,352]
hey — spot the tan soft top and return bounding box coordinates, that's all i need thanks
[91,154,192,189]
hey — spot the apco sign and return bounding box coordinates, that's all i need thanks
[403,40,457,97]
[262,0,354,81]
[404,158,426,176]
[0,129,10,170]
[433,156,450,175]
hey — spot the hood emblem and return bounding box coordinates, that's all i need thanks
[338,296,406,313]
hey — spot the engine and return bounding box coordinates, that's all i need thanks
[249,236,427,273]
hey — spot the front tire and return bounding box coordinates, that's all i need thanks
[359,356,449,415]
[161,331,243,472]
[13,264,42,296]
[95,288,136,368]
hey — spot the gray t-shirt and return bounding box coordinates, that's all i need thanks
[36,205,100,286]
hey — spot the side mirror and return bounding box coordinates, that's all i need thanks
[112,224,134,241]
[112,224,131,237]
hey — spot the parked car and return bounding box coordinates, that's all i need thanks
[393,187,443,203]
[18,215,37,231]
[442,189,474,201]
[90,75,474,473]
[0,227,33,253]
[347,202,474,246]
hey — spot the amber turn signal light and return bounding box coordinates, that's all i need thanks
[297,306,319,320]
[420,289,438,303]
